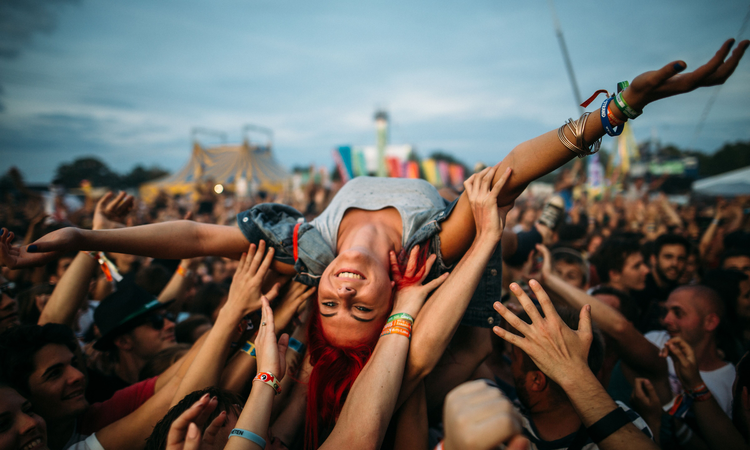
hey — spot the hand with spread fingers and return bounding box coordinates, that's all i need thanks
[388,245,448,318]
[625,38,749,111]
[166,393,228,450]
[224,240,280,317]
[93,191,135,231]
[492,280,593,387]
[463,165,514,244]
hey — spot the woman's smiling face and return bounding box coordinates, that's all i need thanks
[317,248,395,347]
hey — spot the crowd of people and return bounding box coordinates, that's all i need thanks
[1,38,749,450]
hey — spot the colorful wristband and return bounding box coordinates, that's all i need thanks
[241,341,256,358]
[253,372,281,394]
[176,265,188,277]
[606,102,625,127]
[381,326,411,339]
[288,337,306,354]
[600,97,624,136]
[387,313,415,324]
[382,319,414,330]
[613,90,642,119]
[229,428,266,448]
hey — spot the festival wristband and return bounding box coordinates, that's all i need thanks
[613,90,642,119]
[387,313,415,324]
[176,265,188,277]
[381,326,411,339]
[229,428,266,448]
[253,372,282,394]
[600,97,624,136]
[288,337,306,354]
[616,80,629,93]
[686,383,711,401]
[606,102,625,127]
[241,341,256,358]
[382,319,414,330]
[586,407,631,443]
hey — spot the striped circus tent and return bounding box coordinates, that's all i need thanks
[140,140,289,201]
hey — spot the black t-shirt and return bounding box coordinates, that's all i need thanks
[86,368,130,403]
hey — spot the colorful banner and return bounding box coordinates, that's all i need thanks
[406,161,420,179]
[332,146,353,182]
[449,164,465,188]
[437,161,450,188]
[421,159,439,185]
[386,156,402,178]
[587,152,605,197]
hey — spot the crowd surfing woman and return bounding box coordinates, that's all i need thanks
[1,39,748,448]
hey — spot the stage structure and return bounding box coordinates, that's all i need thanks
[140,130,289,201]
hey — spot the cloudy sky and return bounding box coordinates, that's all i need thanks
[1,0,749,183]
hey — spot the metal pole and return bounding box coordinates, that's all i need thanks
[548,0,584,114]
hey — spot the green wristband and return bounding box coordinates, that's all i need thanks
[614,91,642,119]
[616,80,629,92]
[387,313,415,324]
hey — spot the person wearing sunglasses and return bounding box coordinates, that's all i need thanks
[86,282,177,403]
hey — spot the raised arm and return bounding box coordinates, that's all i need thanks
[493,281,659,450]
[535,244,667,382]
[398,166,511,403]
[1,220,250,269]
[441,39,748,261]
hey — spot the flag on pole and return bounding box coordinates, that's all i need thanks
[332,146,354,182]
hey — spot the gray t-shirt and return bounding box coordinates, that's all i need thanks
[310,176,447,250]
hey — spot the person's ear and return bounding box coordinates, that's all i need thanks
[703,313,720,333]
[113,334,134,351]
[528,371,548,392]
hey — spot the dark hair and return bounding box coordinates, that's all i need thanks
[189,283,228,321]
[0,324,77,396]
[590,237,642,283]
[590,286,639,324]
[17,284,54,325]
[653,234,690,259]
[175,315,212,344]
[145,387,243,450]
[44,251,78,280]
[510,305,604,399]
[139,344,190,381]
[702,270,747,364]
[135,264,172,297]
[720,248,750,268]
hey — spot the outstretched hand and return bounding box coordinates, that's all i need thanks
[0,227,81,269]
[389,246,448,318]
[626,38,749,111]
[224,240,280,317]
[93,191,135,231]
[256,296,289,379]
[463,165,514,243]
[166,393,227,450]
[492,280,593,387]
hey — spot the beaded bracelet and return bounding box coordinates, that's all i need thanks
[253,372,281,394]
[229,428,266,448]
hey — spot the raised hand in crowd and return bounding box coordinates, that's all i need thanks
[493,281,659,450]
[441,380,529,450]
[271,281,315,333]
[631,378,664,443]
[225,296,288,450]
[165,394,227,450]
[93,191,135,231]
[662,337,749,450]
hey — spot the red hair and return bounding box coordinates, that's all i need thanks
[304,242,431,449]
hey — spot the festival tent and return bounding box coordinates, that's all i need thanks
[692,165,750,196]
[140,140,289,201]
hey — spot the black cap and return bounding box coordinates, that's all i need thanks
[93,281,173,351]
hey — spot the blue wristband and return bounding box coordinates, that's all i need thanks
[230,428,266,448]
[288,337,306,354]
[600,97,624,136]
[241,341,256,357]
